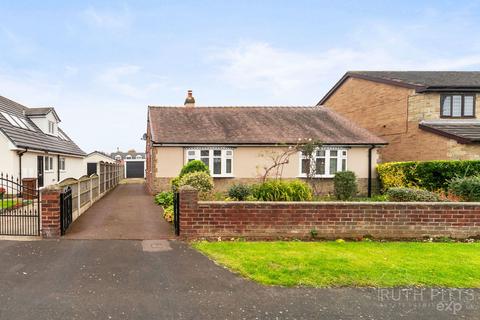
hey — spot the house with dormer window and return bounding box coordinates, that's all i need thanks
[0,95,86,187]
[319,71,480,162]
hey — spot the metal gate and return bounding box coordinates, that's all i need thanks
[0,173,40,236]
[60,186,73,235]
[173,192,180,236]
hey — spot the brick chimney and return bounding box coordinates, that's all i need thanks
[184,90,195,108]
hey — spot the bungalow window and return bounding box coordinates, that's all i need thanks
[300,148,347,178]
[441,94,475,118]
[48,121,55,134]
[186,148,233,177]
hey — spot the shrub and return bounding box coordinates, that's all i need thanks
[228,184,252,201]
[252,180,312,201]
[179,160,209,178]
[333,171,358,200]
[171,176,181,192]
[163,205,174,222]
[386,187,440,202]
[154,191,174,208]
[377,160,480,191]
[448,176,480,201]
[178,171,214,193]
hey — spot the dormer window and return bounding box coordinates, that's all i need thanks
[136,155,142,159]
[48,121,55,134]
[115,155,122,160]
[441,94,475,118]
[126,155,132,159]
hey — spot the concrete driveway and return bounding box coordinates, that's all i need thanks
[64,181,172,240]
[0,239,477,320]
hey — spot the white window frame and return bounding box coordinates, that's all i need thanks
[44,156,54,172]
[185,147,234,177]
[59,157,66,172]
[115,155,122,160]
[298,147,348,178]
[135,155,143,159]
[125,155,132,159]
[48,121,55,135]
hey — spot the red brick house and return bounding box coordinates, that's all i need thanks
[319,71,480,162]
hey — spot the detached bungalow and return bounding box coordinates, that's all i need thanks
[0,95,86,187]
[146,91,386,195]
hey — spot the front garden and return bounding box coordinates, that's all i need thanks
[155,159,480,221]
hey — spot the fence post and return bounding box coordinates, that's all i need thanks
[77,181,81,215]
[89,176,93,205]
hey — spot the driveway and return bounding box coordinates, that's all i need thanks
[0,240,478,320]
[64,181,172,239]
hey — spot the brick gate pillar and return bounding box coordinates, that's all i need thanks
[178,186,198,236]
[41,188,62,238]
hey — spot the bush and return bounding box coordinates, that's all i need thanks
[163,205,174,222]
[333,171,358,200]
[252,180,313,201]
[154,191,174,207]
[171,176,181,192]
[377,160,480,192]
[179,160,209,178]
[228,184,251,201]
[448,176,480,201]
[178,171,214,193]
[386,187,440,202]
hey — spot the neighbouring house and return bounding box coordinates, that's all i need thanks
[319,71,480,162]
[110,149,146,178]
[146,91,386,195]
[0,95,86,188]
[84,151,117,175]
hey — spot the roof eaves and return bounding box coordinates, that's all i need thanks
[418,123,476,144]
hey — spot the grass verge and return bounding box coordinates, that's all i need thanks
[192,241,480,287]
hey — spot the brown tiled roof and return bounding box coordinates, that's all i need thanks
[419,120,480,144]
[148,106,386,145]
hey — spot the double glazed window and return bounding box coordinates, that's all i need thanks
[48,121,55,134]
[300,148,347,177]
[44,156,54,172]
[441,94,475,118]
[59,157,66,171]
[186,148,233,177]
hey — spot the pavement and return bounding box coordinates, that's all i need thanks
[0,239,478,320]
[64,181,173,240]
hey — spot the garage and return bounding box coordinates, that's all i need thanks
[125,160,145,178]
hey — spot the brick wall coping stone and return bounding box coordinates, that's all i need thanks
[198,201,480,206]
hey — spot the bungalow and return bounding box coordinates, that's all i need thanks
[0,95,86,188]
[146,91,386,195]
[84,151,117,175]
[319,71,480,162]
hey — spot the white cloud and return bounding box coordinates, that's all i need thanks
[82,5,133,30]
[97,65,168,99]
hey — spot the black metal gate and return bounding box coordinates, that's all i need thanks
[60,186,73,235]
[0,173,40,236]
[173,192,180,236]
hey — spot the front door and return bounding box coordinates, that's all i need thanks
[37,156,44,188]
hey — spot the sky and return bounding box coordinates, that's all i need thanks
[1,0,480,153]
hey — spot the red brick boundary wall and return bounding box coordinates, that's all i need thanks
[179,188,480,240]
[41,189,62,238]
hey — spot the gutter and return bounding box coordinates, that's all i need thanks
[367,145,375,198]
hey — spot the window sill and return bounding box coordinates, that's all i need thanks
[297,175,335,179]
[212,175,235,179]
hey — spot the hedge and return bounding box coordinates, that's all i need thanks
[377,160,480,191]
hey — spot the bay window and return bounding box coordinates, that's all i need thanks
[299,148,347,177]
[186,148,233,177]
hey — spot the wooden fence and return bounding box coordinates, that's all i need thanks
[57,162,123,221]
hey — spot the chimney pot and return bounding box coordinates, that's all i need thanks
[184,90,195,107]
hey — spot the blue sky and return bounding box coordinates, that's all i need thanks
[1,0,480,152]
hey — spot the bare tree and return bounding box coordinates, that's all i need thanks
[259,139,323,183]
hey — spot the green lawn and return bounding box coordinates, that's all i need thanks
[192,241,480,287]
[0,199,20,210]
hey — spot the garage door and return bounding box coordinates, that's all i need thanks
[126,161,145,178]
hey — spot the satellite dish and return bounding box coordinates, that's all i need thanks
[141,133,147,141]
